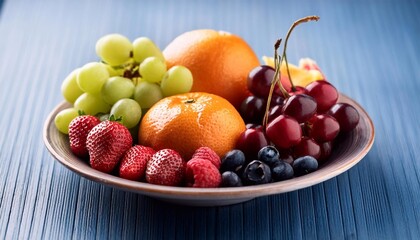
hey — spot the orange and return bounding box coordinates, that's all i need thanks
[163,29,260,108]
[138,92,246,160]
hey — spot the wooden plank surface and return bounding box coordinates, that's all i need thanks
[0,0,419,239]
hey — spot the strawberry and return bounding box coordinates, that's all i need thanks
[68,115,101,158]
[119,145,156,181]
[191,147,221,169]
[145,149,185,186]
[185,158,221,188]
[86,120,132,173]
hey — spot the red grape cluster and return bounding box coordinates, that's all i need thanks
[237,65,360,166]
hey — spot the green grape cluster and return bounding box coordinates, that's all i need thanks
[55,34,194,134]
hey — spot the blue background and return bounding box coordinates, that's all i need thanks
[0,0,419,239]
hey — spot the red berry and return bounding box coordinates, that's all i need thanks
[185,158,221,188]
[307,114,340,142]
[266,115,302,149]
[146,149,185,186]
[119,145,156,181]
[236,128,269,160]
[87,120,133,173]
[191,147,221,169]
[327,103,359,132]
[293,137,321,159]
[282,94,317,123]
[68,115,101,158]
[247,65,276,97]
[318,141,333,164]
[239,95,266,124]
[306,81,339,113]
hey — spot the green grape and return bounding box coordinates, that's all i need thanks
[74,92,111,115]
[54,108,79,134]
[98,113,110,122]
[132,37,164,63]
[160,66,193,97]
[61,68,84,103]
[139,57,166,83]
[110,99,142,129]
[104,64,122,77]
[77,62,109,94]
[133,81,163,109]
[101,76,135,105]
[96,34,133,66]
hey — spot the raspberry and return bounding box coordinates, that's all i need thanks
[186,158,221,188]
[146,149,185,186]
[191,147,221,169]
[119,145,156,181]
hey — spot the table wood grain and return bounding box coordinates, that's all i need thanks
[0,0,419,239]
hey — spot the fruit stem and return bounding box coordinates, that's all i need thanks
[282,15,320,92]
[263,38,286,129]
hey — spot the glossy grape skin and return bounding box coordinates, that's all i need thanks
[327,103,360,132]
[307,114,340,142]
[239,96,266,124]
[132,37,165,63]
[160,66,193,97]
[110,99,142,128]
[61,69,83,103]
[54,108,79,134]
[270,94,285,107]
[306,80,338,113]
[247,65,276,97]
[293,137,321,159]
[266,115,302,149]
[318,141,332,164]
[268,105,283,123]
[236,128,269,160]
[96,34,132,66]
[101,76,135,105]
[282,94,317,123]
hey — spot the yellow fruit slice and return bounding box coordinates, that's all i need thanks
[262,56,324,87]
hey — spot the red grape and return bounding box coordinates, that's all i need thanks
[236,128,269,160]
[247,65,276,97]
[266,115,302,149]
[293,137,321,159]
[327,103,359,132]
[307,114,340,142]
[282,94,317,123]
[239,96,266,124]
[306,81,338,113]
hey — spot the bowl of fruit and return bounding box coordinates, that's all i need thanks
[44,16,374,206]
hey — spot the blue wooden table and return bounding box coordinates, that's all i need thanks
[1,0,419,239]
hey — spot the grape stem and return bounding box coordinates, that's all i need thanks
[262,15,320,130]
[282,15,320,92]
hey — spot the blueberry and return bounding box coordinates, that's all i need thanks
[258,146,280,166]
[271,161,294,181]
[220,149,246,173]
[242,160,271,185]
[293,156,318,176]
[220,171,243,187]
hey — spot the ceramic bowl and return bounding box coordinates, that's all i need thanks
[43,94,374,206]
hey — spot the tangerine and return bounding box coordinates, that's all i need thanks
[138,92,246,160]
[163,29,260,108]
